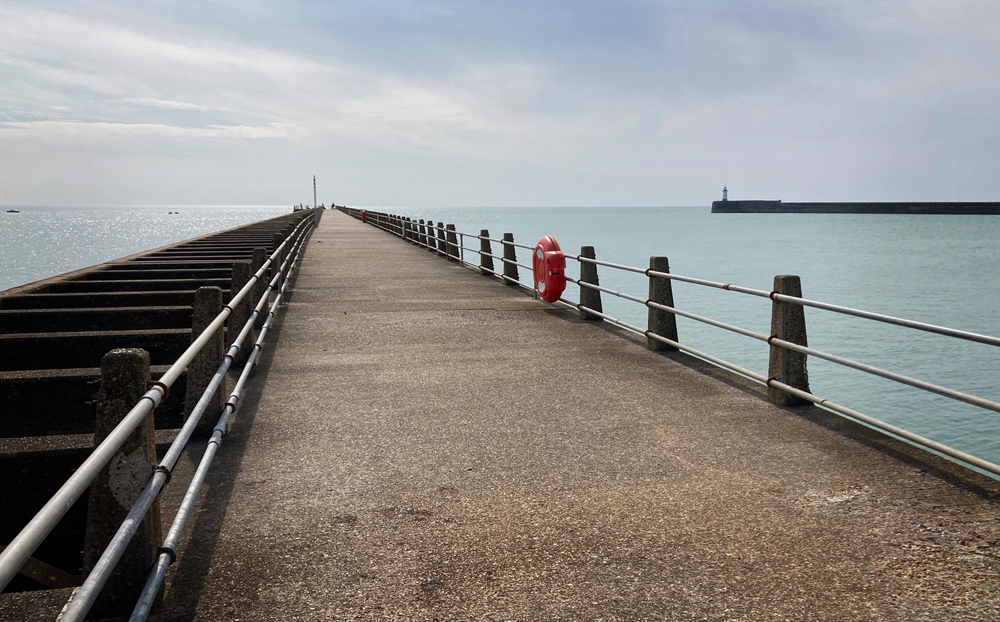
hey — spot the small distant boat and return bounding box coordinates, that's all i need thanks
[5,209,19,213]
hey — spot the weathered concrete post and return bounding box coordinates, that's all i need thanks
[579,246,603,321]
[408,218,416,243]
[272,232,285,293]
[768,275,811,406]
[446,225,459,260]
[647,256,678,351]
[502,233,519,285]
[186,286,227,434]
[251,247,268,330]
[418,220,428,247]
[479,229,495,276]
[426,222,439,252]
[436,222,448,256]
[404,218,412,242]
[84,348,162,616]
[227,261,254,365]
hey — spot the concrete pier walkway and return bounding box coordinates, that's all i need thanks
[158,210,1000,620]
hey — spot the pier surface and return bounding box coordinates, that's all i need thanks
[147,211,997,619]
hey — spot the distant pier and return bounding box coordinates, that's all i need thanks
[712,199,1000,214]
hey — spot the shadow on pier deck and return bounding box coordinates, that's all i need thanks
[132,210,1000,620]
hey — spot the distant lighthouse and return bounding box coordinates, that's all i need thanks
[722,186,728,202]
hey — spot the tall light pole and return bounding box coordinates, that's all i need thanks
[313,176,317,209]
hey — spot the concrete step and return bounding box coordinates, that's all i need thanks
[43,279,230,294]
[0,329,192,370]
[0,366,187,436]
[82,268,232,281]
[0,307,192,333]
[104,261,237,270]
[0,290,230,309]
[0,447,90,589]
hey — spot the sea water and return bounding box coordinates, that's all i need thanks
[0,205,290,291]
[3,205,999,469]
[404,206,1000,470]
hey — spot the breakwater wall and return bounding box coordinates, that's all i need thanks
[0,210,313,596]
[712,200,1000,214]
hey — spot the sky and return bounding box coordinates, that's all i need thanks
[1,0,999,207]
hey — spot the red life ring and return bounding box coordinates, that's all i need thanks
[361,210,367,223]
[532,236,566,303]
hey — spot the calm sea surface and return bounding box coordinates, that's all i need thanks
[3,205,999,472]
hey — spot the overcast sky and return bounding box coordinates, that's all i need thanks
[1,1,998,207]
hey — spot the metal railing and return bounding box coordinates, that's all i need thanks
[341,207,1000,479]
[0,210,317,618]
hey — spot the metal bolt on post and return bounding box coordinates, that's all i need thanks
[479,229,495,276]
[185,286,227,434]
[647,256,678,351]
[579,246,603,321]
[768,275,811,406]
[84,348,162,617]
[502,233,519,285]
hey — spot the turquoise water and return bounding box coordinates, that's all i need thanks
[4,204,999,470]
[393,206,1000,470]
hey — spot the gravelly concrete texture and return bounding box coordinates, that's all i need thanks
[154,210,1000,621]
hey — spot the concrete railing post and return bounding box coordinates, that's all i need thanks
[84,348,162,617]
[228,261,254,365]
[446,225,459,260]
[579,246,603,321]
[647,256,678,351]
[185,286,227,434]
[768,275,811,406]
[426,221,438,252]
[418,220,428,247]
[252,247,268,330]
[502,233,519,285]
[272,232,285,292]
[436,222,448,256]
[479,229,495,276]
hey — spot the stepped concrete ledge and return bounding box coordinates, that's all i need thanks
[61,211,1000,620]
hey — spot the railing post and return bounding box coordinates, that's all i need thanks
[272,232,285,292]
[426,221,437,252]
[647,256,678,351]
[579,246,603,321]
[406,218,414,242]
[502,233,519,285]
[479,229,494,276]
[768,275,811,406]
[84,348,162,617]
[436,221,447,256]
[446,225,459,260]
[251,247,267,330]
[418,220,428,247]
[228,260,254,365]
[185,286,227,434]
